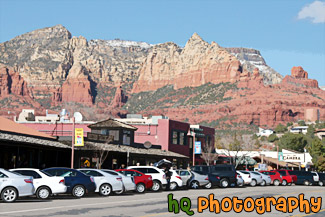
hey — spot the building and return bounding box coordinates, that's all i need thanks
[290,126,308,134]
[0,116,70,169]
[256,128,274,137]
[305,108,320,122]
[116,114,215,165]
[74,118,189,169]
[315,129,325,140]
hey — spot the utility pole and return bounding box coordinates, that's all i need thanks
[192,132,196,166]
[277,145,279,170]
[71,117,75,169]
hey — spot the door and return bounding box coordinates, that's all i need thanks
[179,171,191,186]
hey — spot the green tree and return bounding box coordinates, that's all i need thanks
[278,133,307,152]
[274,124,287,133]
[298,120,306,126]
[286,122,293,127]
[316,156,325,171]
[267,134,279,142]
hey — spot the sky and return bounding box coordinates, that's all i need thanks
[0,0,324,85]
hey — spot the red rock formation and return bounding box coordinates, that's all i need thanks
[291,66,308,79]
[52,63,93,105]
[132,33,243,93]
[111,85,126,108]
[281,66,318,88]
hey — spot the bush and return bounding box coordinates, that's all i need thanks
[274,124,287,133]
[267,134,279,143]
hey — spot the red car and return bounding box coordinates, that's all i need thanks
[273,170,297,185]
[260,170,283,186]
[115,169,153,193]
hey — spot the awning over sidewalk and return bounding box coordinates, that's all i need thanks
[254,156,300,168]
[78,141,188,159]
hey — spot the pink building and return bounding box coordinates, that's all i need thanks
[116,115,215,165]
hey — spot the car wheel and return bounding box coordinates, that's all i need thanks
[204,182,212,189]
[99,184,112,196]
[36,186,51,199]
[319,181,324,186]
[288,182,292,186]
[282,180,287,186]
[72,185,85,198]
[136,183,146,193]
[250,179,257,187]
[260,180,266,186]
[220,178,229,188]
[1,187,18,203]
[151,180,161,192]
[169,182,177,191]
[190,181,200,189]
[273,179,280,186]
[303,180,310,186]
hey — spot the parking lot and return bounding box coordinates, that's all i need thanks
[0,185,324,217]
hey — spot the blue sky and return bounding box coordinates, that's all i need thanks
[1,0,324,85]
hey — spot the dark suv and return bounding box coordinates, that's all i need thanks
[191,164,236,188]
[287,170,315,186]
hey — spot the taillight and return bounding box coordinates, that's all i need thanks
[59,179,65,184]
[148,176,152,180]
[176,176,182,180]
[24,179,33,184]
[90,177,95,183]
[116,177,122,181]
[235,173,237,178]
[205,177,209,180]
[216,176,220,179]
[248,175,251,178]
[163,174,166,179]
[238,175,242,178]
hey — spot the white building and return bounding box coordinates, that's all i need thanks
[256,127,274,137]
[290,126,308,134]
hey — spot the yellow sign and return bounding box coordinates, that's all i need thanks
[75,128,84,146]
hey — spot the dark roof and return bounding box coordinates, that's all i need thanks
[79,141,188,159]
[88,118,137,131]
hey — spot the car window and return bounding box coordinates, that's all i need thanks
[40,171,52,177]
[81,170,103,177]
[147,168,159,173]
[261,172,268,175]
[213,166,231,172]
[45,169,69,176]
[278,171,287,176]
[180,171,190,176]
[124,170,135,177]
[103,170,119,176]
[61,171,77,177]
[134,172,142,176]
[133,168,147,174]
[0,172,8,178]
[269,172,276,175]
[14,170,42,179]
[240,171,249,174]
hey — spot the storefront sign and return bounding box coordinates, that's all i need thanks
[278,152,283,161]
[75,128,84,146]
[283,153,304,163]
[194,141,201,154]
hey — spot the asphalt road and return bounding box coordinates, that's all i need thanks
[0,185,324,217]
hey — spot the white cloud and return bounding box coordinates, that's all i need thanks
[298,1,325,23]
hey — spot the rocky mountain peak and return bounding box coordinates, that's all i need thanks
[184,32,209,49]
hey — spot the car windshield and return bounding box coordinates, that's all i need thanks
[61,171,77,177]
[40,171,52,177]
[102,170,119,176]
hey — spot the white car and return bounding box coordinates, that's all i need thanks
[101,169,136,194]
[251,171,272,186]
[128,166,167,191]
[236,172,244,187]
[237,171,252,185]
[78,169,123,196]
[10,168,67,199]
[240,171,263,186]
[0,168,34,202]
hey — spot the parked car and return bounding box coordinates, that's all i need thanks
[240,171,263,187]
[101,169,136,194]
[287,170,316,186]
[0,168,34,203]
[115,169,153,193]
[176,170,209,189]
[260,170,283,186]
[236,171,252,186]
[191,164,236,188]
[311,171,320,184]
[318,173,325,186]
[236,173,244,187]
[128,166,167,191]
[42,168,96,197]
[10,168,67,199]
[274,170,296,186]
[251,171,272,186]
[77,169,123,196]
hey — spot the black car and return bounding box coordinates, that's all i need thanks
[42,168,96,197]
[191,164,236,188]
[287,170,315,186]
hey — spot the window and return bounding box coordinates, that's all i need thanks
[103,170,119,176]
[269,172,276,175]
[109,130,119,141]
[147,168,159,173]
[134,172,142,177]
[81,170,103,177]
[124,170,135,177]
[206,135,212,146]
[134,168,147,174]
[0,172,8,178]
[278,171,287,176]
[14,170,42,179]
[180,171,190,176]
[61,171,77,177]
[123,130,131,145]
[171,130,187,145]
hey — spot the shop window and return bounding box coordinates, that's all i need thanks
[172,131,178,144]
[123,130,131,145]
[171,130,187,145]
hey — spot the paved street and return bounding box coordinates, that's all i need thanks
[0,185,324,217]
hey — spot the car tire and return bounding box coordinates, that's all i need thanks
[303,180,310,186]
[288,182,292,186]
[136,183,146,193]
[204,182,212,189]
[1,187,18,203]
[319,181,324,187]
[260,180,266,186]
[282,180,287,186]
[250,179,257,187]
[273,179,280,186]
[190,181,200,189]
[220,178,229,188]
[169,182,177,191]
[72,185,85,198]
[151,180,161,192]
[36,186,51,199]
[99,183,112,196]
